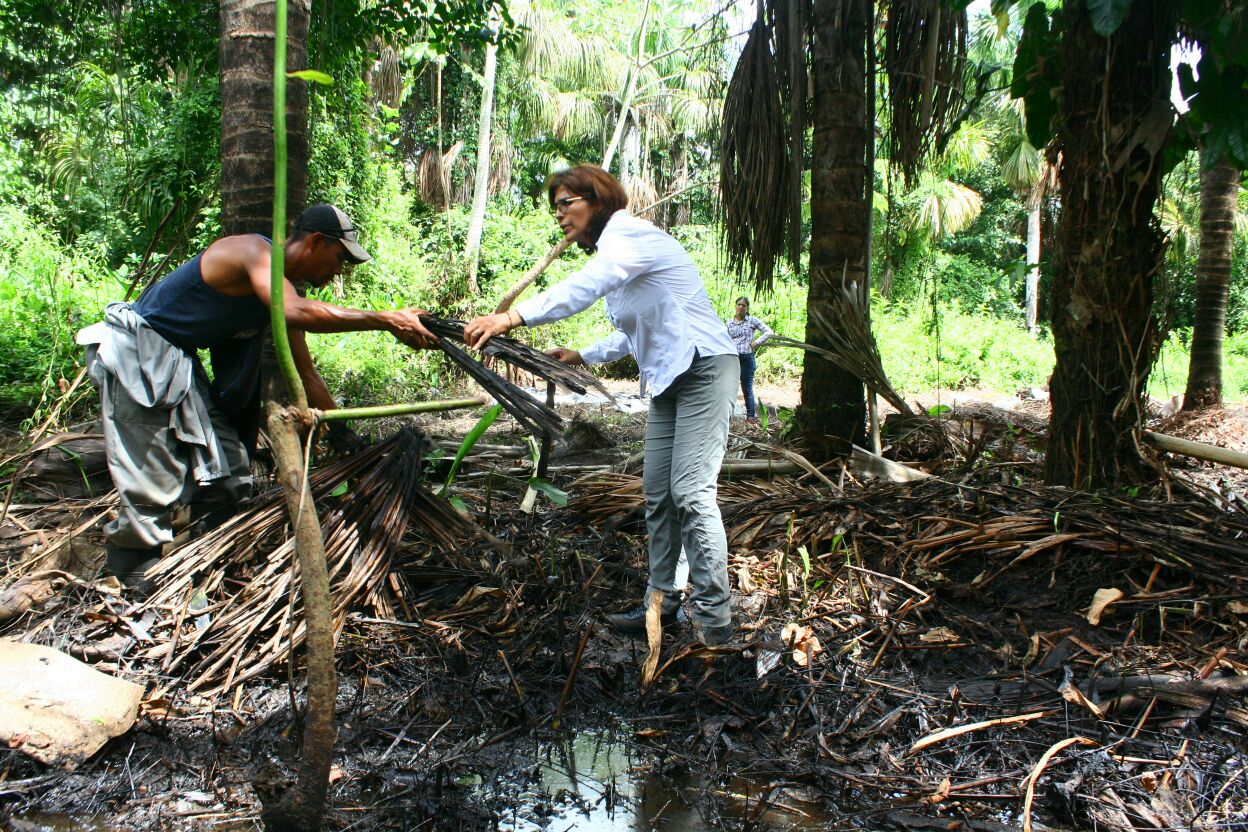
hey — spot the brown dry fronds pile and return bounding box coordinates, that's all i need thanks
[565,468,1247,831]
[2,420,1247,831]
[137,429,484,696]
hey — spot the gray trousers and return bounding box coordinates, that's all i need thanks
[643,353,737,628]
[88,352,251,550]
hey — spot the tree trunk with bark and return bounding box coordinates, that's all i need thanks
[464,38,498,293]
[1024,188,1042,334]
[1044,0,1178,488]
[797,0,868,458]
[1183,157,1240,410]
[258,388,338,832]
[220,0,310,236]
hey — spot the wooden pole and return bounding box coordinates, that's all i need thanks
[1142,430,1248,470]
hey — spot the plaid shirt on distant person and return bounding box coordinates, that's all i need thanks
[725,315,774,354]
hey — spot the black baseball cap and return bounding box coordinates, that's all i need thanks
[293,204,371,264]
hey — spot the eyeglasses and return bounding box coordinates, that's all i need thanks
[553,196,588,212]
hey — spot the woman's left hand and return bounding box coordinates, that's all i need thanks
[463,312,513,350]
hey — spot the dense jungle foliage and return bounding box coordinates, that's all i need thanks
[1,0,1246,427]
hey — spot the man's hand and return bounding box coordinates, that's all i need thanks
[325,422,368,455]
[463,312,516,351]
[388,308,437,349]
[546,347,585,366]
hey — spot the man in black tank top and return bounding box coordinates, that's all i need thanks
[81,204,435,591]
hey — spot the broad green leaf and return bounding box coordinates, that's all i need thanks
[329,481,349,497]
[527,477,568,506]
[1010,5,1047,100]
[928,404,953,416]
[445,404,503,488]
[287,69,334,85]
[447,495,469,513]
[1087,0,1132,37]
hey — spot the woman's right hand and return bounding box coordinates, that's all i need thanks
[546,347,584,366]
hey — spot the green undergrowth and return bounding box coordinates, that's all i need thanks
[0,204,117,420]
[3,195,1246,423]
[873,302,1054,396]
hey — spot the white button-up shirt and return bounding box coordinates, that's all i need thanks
[514,211,736,397]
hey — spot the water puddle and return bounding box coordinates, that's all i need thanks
[480,728,835,831]
[7,817,125,832]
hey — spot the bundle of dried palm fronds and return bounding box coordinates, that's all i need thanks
[421,315,616,437]
[138,429,485,696]
[719,8,792,291]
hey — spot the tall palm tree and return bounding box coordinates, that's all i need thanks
[1183,156,1242,409]
[798,0,870,453]
[998,101,1052,334]
[720,0,968,456]
[219,0,310,236]
[464,24,500,292]
[507,0,721,196]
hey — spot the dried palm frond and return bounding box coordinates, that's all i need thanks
[418,150,444,207]
[422,316,612,400]
[418,141,463,208]
[489,132,513,196]
[625,174,658,221]
[766,276,913,417]
[885,0,969,182]
[139,429,485,696]
[372,43,403,108]
[719,10,791,291]
[771,0,809,274]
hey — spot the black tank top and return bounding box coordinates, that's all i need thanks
[132,237,272,415]
[132,240,270,351]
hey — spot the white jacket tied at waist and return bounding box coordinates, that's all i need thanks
[78,302,232,485]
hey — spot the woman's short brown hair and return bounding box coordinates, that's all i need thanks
[547,164,628,248]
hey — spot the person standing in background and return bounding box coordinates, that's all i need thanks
[725,297,773,423]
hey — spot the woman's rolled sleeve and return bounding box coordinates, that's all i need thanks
[579,330,631,365]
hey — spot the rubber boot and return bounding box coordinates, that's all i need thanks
[105,544,162,598]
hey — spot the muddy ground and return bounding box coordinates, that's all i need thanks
[1,387,1246,831]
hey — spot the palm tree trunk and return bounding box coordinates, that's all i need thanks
[1024,192,1041,334]
[219,0,310,236]
[797,0,868,459]
[602,0,651,173]
[464,38,498,293]
[1183,158,1239,410]
[1044,0,1178,488]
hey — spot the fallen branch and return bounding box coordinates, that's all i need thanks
[850,444,931,482]
[1143,430,1248,470]
[908,710,1054,755]
[1021,737,1097,832]
[493,238,574,314]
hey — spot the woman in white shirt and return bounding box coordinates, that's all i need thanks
[463,165,738,646]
